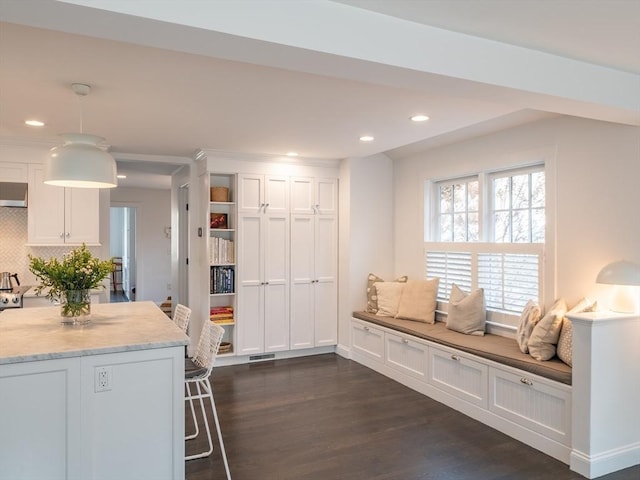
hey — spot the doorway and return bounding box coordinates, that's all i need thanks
[110,206,137,302]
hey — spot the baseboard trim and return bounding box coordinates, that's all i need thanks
[215,345,336,366]
[571,443,640,479]
[335,344,350,359]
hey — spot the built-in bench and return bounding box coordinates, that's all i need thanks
[352,311,571,385]
[348,310,640,479]
[349,311,573,467]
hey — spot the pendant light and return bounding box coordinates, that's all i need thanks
[45,83,118,188]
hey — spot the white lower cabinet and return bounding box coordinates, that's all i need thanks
[0,347,184,480]
[351,319,384,362]
[385,331,428,380]
[428,344,488,408]
[489,367,571,445]
[290,214,337,350]
[236,212,289,355]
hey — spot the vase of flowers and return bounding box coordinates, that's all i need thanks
[29,244,113,325]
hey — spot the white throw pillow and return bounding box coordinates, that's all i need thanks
[557,298,597,367]
[516,300,542,354]
[395,278,439,324]
[375,282,406,317]
[445,284,486,336]
[528,298,567,361]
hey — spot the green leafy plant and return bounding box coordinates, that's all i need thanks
[29,244,114,307]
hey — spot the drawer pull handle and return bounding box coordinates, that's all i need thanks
[364,326,370,332]
[402,339,409,344]
[520,378,533,386]
[451,355,460,361]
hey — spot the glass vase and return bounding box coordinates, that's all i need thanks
[60,289,91,325]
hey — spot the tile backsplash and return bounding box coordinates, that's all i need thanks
[0,207,102,287]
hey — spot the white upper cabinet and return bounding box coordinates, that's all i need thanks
[237,174,289,214]
[290,177,337,215]
[27,164,100,245]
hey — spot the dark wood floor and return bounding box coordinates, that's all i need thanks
[185,354,640,480]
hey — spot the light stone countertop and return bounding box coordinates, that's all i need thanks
[0,301,189,365]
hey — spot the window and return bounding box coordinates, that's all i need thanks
[436,178,479,242]
[491,167,545,243]
[426,164,546,329]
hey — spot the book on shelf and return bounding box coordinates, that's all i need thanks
[210,266,235,294]
[210,237,235,265]
[210,306,234,323]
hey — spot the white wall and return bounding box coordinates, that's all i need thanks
[338,154,394,349]
[393,116,640,310]
[110,187,172,304]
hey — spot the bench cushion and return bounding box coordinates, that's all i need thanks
[353,311,572,385]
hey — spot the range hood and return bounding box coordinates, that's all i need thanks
[0,182,28,207]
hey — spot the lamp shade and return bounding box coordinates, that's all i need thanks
[46,133,118,189]
[596,260,640,286]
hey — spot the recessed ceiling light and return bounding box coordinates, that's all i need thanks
[286,152,298,157]
[25,119,45,127]
[410,115,429,122]
[116,174,127,179]
[359,135,374,142]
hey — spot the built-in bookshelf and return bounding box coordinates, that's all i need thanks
[209,173,236,355]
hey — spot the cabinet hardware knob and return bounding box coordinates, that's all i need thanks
[364,326,370,332]
[520,378,533,386]
[451,355,460,361]
[65,232,70,237]
[402,339,409,344]
[59,233,64,238]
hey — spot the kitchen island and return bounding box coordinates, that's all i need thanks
[0,301,189,480]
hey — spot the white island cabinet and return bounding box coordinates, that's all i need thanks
[0,302,189,480]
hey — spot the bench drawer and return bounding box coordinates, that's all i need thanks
[429,344,488,408]
[489,367,571,446]
[351,319,384,362]
[385,332,428,380]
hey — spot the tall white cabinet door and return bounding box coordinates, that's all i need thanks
[28,165,66,245]
[237,174,264,213]
[264,176,289,214]
[237,214,265,355]
[290,215,315,350]
[290,177,315,215]
[65,187,100,244]
[263,214,289,352]
[314,215,338,346]
[316,178,338,215]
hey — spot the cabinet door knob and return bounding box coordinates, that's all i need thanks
[363,326,370,332]
[59,233,65,239]
[451,355,461,361]
[65,232,70,237]
[520,377,533,386]
[402,338,409,344]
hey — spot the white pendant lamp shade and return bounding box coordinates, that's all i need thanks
[46,133,118,188]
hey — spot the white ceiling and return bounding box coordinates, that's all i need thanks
[0,0,638,188]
